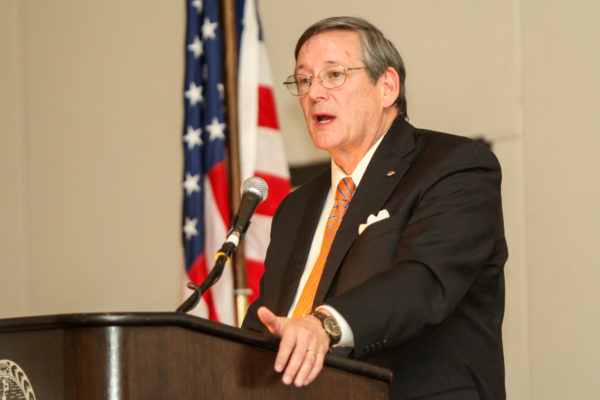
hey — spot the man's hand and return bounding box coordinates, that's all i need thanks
[257,306,330,387]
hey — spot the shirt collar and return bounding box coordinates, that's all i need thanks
[330,130,388,190]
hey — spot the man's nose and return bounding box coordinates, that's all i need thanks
[307,77,328,101]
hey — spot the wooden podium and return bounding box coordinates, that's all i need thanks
[0,312,391,399]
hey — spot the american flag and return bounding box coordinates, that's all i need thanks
[182,0,290,325]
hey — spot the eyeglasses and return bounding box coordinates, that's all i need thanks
[283,65,366,96]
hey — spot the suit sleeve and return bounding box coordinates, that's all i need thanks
[241,193,290,333]
[326,141,506,358]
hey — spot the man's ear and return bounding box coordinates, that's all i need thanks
[380,66,400,108]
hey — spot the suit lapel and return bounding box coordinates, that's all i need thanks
[275,171,330,316]
[313,119,417,305]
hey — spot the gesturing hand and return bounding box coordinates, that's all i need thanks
[257,306,330,387]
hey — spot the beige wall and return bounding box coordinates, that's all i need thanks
[1,0,186,314]
[1,0,28,316]
[1,0,599,398]
[522,1,600,398]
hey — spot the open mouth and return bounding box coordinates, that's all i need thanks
[314,113,335,124]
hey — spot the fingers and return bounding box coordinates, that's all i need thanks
[289,340,327,386]
[305,345,326,385]
[282,335,318,386]
[279,316,330,387]
[256,307,330,386]
[274,325,296,373]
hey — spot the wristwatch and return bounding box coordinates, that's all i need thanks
[309,310,341,346]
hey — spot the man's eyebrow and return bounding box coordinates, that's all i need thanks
[295,60,339,73]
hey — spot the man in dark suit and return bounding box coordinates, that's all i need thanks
[242,16,507,400]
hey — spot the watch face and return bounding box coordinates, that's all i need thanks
[310,311,341,344]
[324,318,341,337]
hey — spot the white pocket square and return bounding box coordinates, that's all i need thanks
[358,209,390,235]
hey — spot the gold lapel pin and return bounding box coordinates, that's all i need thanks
[386,170,396,177]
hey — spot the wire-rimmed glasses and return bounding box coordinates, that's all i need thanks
[283,65,366,96]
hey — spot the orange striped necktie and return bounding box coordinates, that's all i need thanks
[291,177,356,318]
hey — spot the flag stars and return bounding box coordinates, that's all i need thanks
[202,17,218,40]
[206,117,226,141]
[183,217,199,241]
[183,126,202,149]
[217,83,224,99]
[183,173,201,196]
[185,82,203,105]
[187,35,203,59]
[191,0,202,14]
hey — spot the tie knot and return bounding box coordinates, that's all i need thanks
[335,177,355,202]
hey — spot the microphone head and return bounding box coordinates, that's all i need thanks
[241,176,269,202]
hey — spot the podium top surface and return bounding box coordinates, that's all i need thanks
[0,312,392,383]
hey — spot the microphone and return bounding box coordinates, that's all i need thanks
[223,176,269,250]
[176,176,269,313]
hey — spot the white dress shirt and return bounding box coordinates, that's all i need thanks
[287,131,388,346]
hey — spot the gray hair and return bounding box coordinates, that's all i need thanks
[294,16,407,119]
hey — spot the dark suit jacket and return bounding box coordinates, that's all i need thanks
[242,118,508,400]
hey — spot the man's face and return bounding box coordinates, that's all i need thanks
[296,30,388,164]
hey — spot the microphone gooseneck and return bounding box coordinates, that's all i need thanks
[176,176,269,314]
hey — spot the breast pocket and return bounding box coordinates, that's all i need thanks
[343,215,405,278]
[357,215,397,240]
